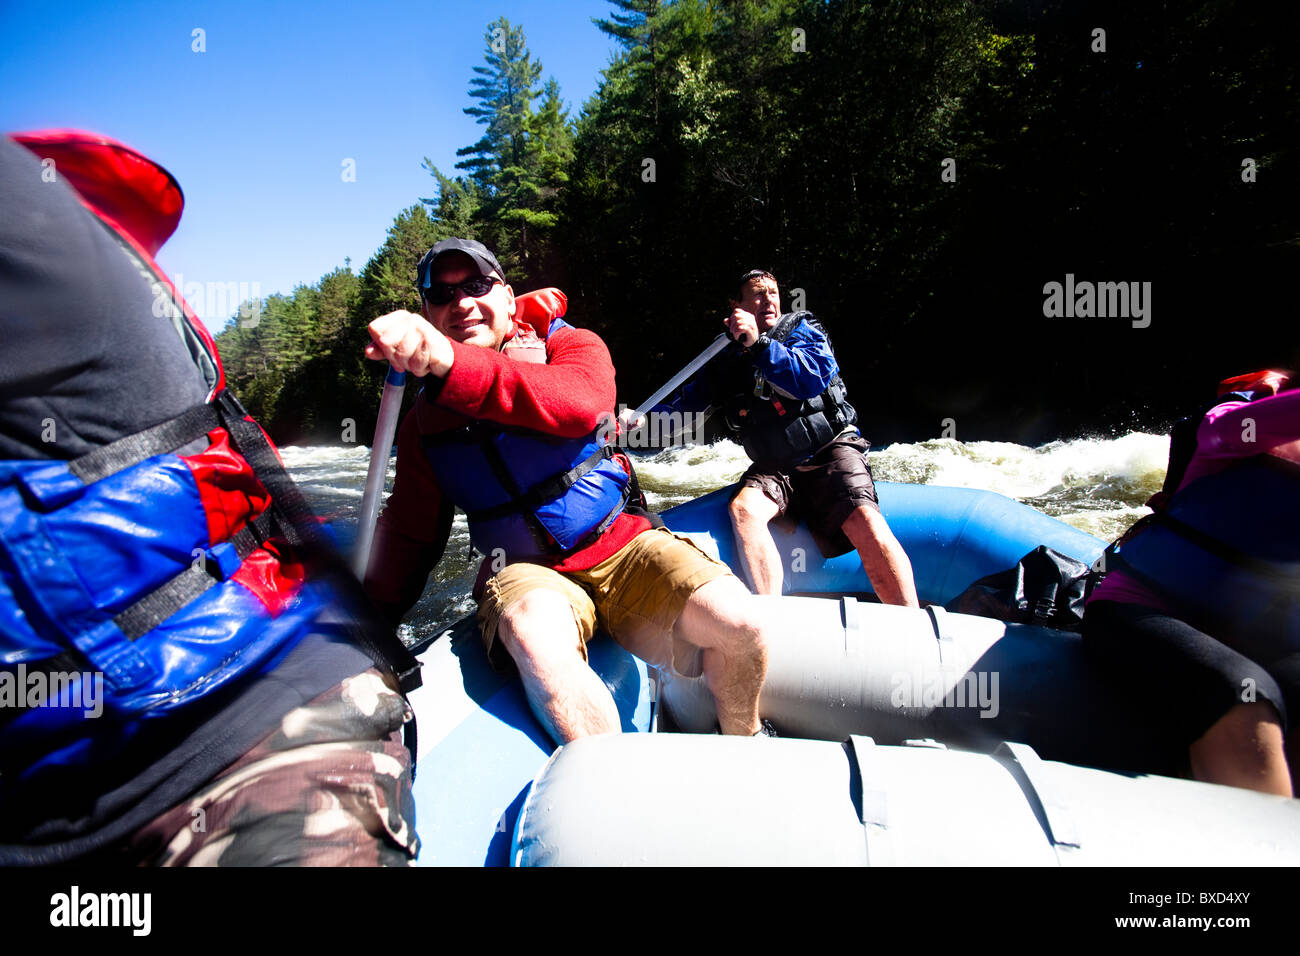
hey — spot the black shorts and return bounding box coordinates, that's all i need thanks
[736,433,880,558]
[1082,600,1298,747]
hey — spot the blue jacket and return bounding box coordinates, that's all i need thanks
[664,312,857,465]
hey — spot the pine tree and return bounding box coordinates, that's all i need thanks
[457,18,542,193]
[315,266,360,350]
[419,164,482,241]
[424,17,573,284]
[531,78,574,203]
[593,0,660,49]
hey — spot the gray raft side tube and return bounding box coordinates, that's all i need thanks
[512,733,1300,867]
[659,597,1184,775]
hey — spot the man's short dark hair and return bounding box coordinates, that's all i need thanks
[735,269,777,301]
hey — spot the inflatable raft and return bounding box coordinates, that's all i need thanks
[512,733,1300,866]
[409,480,1299,866]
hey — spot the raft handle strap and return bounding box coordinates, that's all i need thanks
[844,735,894,867]
[840,596,859,638]
[994,740,1081,863]
[925,605,953,662]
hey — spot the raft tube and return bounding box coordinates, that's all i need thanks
[407,616,652,866]
[513,733,1300,866]
[662,481,1106,602]
[657,596,1184,775]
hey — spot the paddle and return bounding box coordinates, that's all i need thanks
[351,365,407,579]
[629,333,732,424]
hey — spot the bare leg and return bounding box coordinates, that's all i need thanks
[728,486,784,595]
[841,504,919,608]
[495,589,621,745]
[674,576,770,735]
[1188,701,1292,796]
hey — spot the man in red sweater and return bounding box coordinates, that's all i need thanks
[363,239,771,743]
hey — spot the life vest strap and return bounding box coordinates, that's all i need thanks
[213,391,423,697]
[68,403,219,486]
[0,650,86,731]
[113,512,275,641]
[1145,510,1293,580]
[747,312,802,399]
[466,443,616,523]
[768,311,804,343]
[46,394,396,656]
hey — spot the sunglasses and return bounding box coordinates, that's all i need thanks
[422,275,501,305]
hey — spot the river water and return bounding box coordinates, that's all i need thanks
[284,432,1170,646]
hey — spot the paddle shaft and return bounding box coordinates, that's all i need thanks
[632,334,731,421]
[352,365,407,579]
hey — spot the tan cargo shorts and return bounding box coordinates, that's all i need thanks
[477,528,733,678]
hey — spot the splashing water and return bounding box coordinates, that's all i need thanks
[868,432,1169,540]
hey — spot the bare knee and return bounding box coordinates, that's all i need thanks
[1201,700,1283,744]
[683,576,770,656]
[1190,701,1292,796]
[842,503,889,543]
[497,589,580,665]
[729,489,777,530]
[724,599,769,658]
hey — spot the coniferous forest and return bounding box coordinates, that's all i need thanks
[213,0,1298,447]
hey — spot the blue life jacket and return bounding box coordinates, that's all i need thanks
[0,137,419,756]
[0,389,422,759]
[420,319,631,560]
[1110,454,1300,652]
[721,312,857,466]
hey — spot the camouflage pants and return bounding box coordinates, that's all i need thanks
[125,668,418,866]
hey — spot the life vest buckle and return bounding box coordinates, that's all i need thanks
[1031,596,1056,625]
[205,540,241,581]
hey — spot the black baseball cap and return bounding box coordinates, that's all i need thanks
[416,238,506,294]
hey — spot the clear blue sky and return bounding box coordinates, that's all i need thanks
[0,0,618,326]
